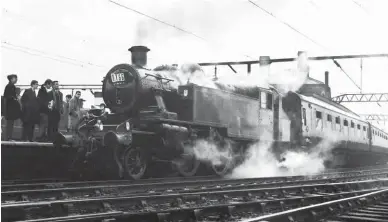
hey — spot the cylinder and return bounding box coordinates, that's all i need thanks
[53,132,74,147]
[104,131,132,147]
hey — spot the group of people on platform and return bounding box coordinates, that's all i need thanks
[2,74,83,142]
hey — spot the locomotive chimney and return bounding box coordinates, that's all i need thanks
[128,46,150,67]
[325,71,329,86]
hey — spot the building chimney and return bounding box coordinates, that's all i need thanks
[325,71,329,86]
[128,46,150,67]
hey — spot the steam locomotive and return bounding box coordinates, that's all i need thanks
[55,46,388,180]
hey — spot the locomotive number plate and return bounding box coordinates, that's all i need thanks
[111,73,126,83]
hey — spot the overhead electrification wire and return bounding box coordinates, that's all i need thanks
[332,60,362,90]
[248,0,361,90]
[1,45,91,67]
[108,0,206,41]
[248,0,326,49]
[108,0,255,60]
[2,41,106,69]
[350,0,370,14]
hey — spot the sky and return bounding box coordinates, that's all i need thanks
[1,0,387,130]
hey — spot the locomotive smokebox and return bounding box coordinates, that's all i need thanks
[325,71,329,86]
[128,46,150,67]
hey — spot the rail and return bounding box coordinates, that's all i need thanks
[3,181,386,221]
[2,169,388,221]
[242,188,388,222]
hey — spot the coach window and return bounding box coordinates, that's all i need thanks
[327,114,332,129]
[316,111,322,130]
[350,121,355,136]
[335,116,341,131]
[357,124,361,137]
[302,108,307,126]
[343,119,349,136]
[363,126,366,138]
[343,119,349,135]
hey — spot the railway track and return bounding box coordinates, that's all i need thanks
[2,179,387,221]
[3,168,388,203]
[327,191,388,222]
[2,164,387,186]
[3,166,387,192]
[2,170,388,221]
[244,188,388,222]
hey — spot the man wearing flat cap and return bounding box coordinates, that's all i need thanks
[3,74,22,140]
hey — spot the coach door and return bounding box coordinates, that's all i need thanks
[301,103,312,136]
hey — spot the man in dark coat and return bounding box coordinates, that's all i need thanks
[47,80,63,141]
[3,74,22,141]
[21,80,40,141]
[63,94,72,132]
[37,79,52,141]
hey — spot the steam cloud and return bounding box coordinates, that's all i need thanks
[156,52,342,178]
[230,130,342,178]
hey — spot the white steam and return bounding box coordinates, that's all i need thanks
[156,63,218,89]
[230,130,342,178]
[268,51,310,94]
[189,139,233,166]
[156,51,338,178]
[156,51,310,95]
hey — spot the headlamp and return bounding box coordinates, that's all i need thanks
[125,121,131,131]
[97,120,103,131]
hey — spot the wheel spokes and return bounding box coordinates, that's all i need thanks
[124,147,147,179]
[176,153,200,176]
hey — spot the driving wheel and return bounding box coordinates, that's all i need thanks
[175,152,200,177]
[123,146,147,180]
[210,151,233,176]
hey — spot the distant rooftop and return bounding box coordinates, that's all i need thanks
[305,77,324,84]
